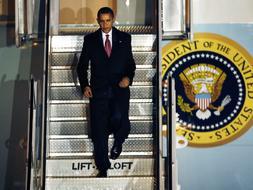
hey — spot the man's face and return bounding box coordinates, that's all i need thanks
[97,13,114,33]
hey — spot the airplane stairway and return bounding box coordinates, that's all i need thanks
[44,33,158,190]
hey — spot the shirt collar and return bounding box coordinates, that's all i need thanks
[102,29,112,38]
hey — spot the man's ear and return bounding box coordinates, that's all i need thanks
[96,18,99,24]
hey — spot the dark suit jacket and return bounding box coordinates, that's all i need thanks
[77,27,136,96]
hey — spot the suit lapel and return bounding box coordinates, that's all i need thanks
[95,29,108,59]
[111,27,119,57]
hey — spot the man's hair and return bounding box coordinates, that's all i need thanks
[97,7,114,18]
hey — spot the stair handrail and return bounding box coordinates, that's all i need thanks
[166,75,178,190]
[26,76,43,190]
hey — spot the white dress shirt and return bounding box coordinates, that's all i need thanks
[102,30,112,48]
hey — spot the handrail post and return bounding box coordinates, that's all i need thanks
[50,0,59,35]
[166,76,178,190]
[15,0,26,47]
[26,77,43,190]
[25,77,33,190]
[167,76,173,190]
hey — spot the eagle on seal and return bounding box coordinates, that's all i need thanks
[179,65,230,120]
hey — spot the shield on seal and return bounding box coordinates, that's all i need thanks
[195,93,212,111]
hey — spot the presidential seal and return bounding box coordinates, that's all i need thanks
[162,33,253,147]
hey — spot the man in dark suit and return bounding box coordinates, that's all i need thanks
[77,7,136,177]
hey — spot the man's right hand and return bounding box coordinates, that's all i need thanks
[84,86,93,98]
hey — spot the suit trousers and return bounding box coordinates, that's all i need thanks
[89,86,130,171]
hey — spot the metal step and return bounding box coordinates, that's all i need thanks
[49,99,152,104]
[49,115,153,122]
[49,120,154,136]
[51,35,156,53]
[46,177,155,190]
[48,138,153,157]
[49,102,154,118]
[59,24,154,34]
[51,52,156,66]
[50,86,155,100]
[46,158,154,177]
[50,68,156,84]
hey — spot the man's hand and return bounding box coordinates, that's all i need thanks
[119,77,130,88]
[84,86,93,98]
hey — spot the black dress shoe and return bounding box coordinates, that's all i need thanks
[96,170,107,177]
[110,143,122,160]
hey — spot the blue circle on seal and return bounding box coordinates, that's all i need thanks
[162,51,246,132]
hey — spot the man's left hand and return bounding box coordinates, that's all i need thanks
[119,77,130,88]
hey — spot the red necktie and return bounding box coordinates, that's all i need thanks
[104,34,111,57]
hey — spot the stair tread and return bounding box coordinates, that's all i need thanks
[49,134,153,139]
[46,176,155,190]
[46,158,155,177]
